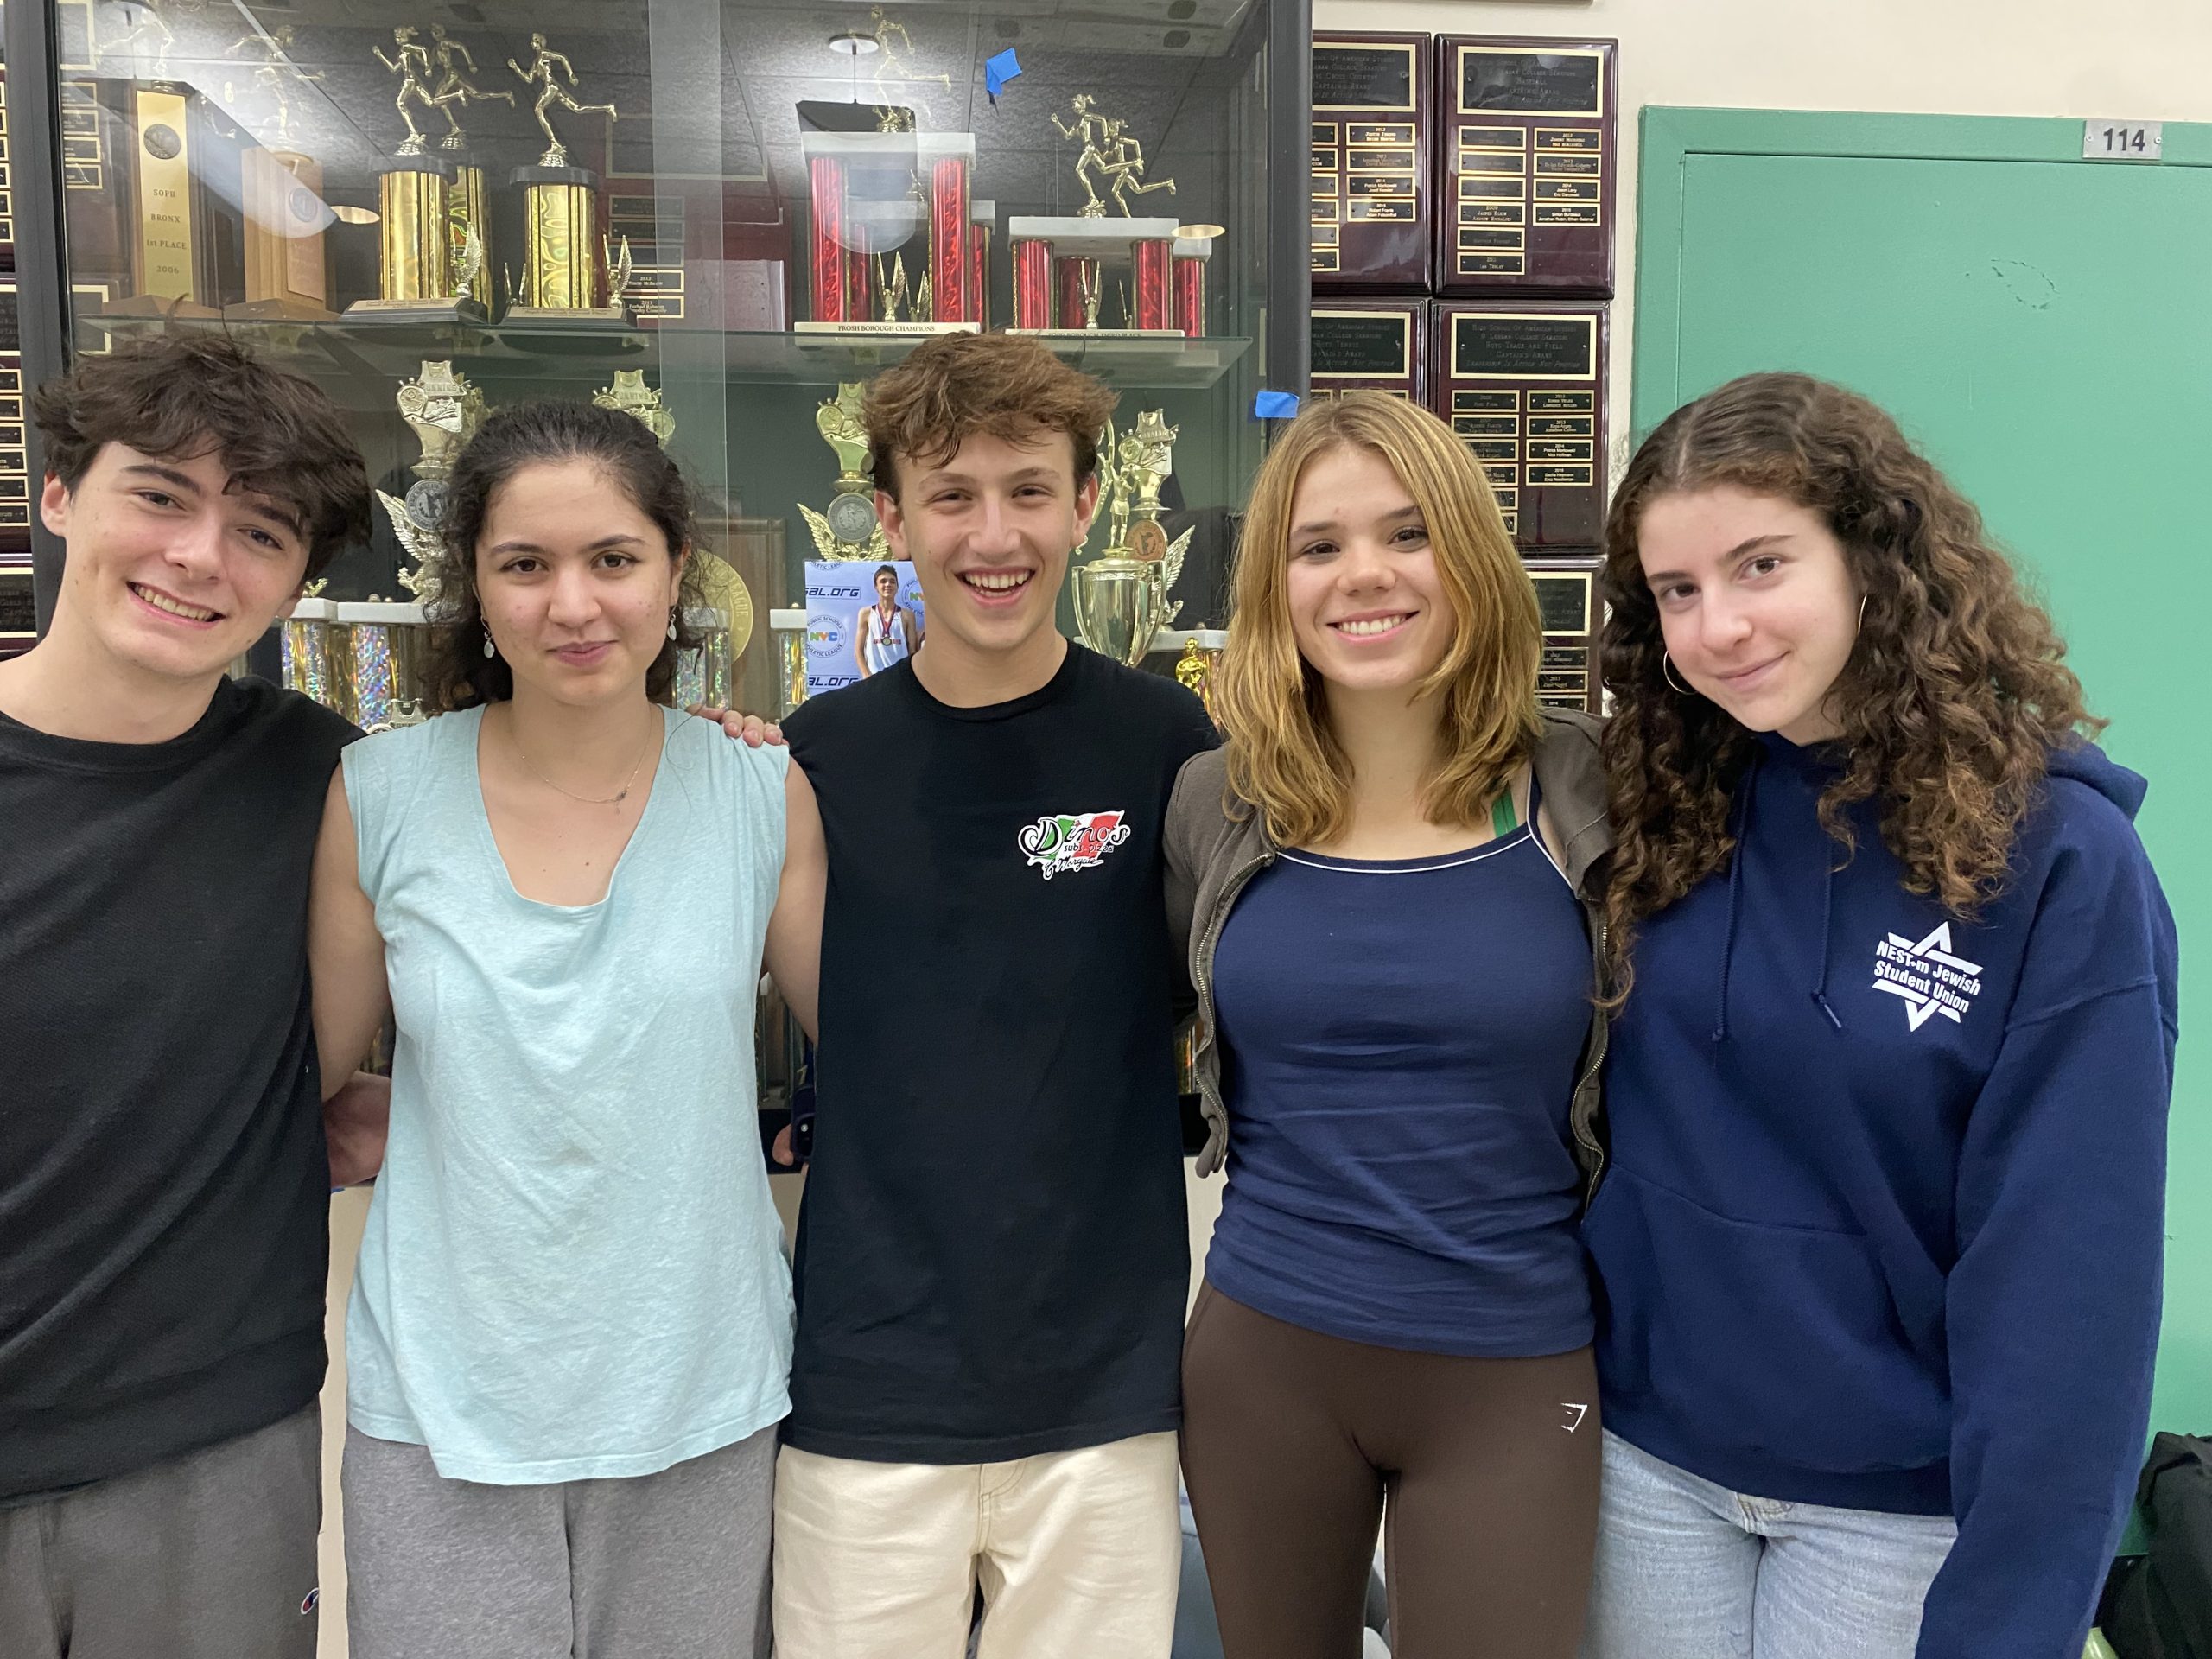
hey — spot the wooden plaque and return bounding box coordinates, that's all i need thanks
[1,73,16,273]
[0,280,27,563]
[70,81,243,316]
[1431,300,1608,550]
[1309,33,1433,291]
[1309,296,1429,405]
[1524,554,1603,715]
[1436,36,1618,296]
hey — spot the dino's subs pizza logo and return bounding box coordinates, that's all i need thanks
[1019,810,1132,880]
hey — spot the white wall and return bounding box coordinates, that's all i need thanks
[1315,0,2212,451]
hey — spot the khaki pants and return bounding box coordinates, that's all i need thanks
[772,1432,1181,1659]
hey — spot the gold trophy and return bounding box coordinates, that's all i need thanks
[505,34,626,324]
[225,29,336,321]
[868,5,950,133]
[1007,96,1179,337]
[1052,96,1175,219]
[1070,409,1189,664]
[797,384,891,560]
[426,25,512,316]
[1174,637,1217,711]
[348,27,486,321]
[593,371,677,448]
[378,360,486,603]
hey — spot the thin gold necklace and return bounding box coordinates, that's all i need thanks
[508,707,658,806]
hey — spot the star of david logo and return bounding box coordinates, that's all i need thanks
[1870,924,1985,1032]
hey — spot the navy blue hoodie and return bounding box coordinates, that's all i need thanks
[1586,733,2177,1659]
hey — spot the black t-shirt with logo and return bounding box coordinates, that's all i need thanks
[781,644,1217,1463]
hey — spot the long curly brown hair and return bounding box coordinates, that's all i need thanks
[1601,372,2101,997]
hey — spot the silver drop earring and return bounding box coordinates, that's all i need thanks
[667,607,678,641]
[482,623,495,659]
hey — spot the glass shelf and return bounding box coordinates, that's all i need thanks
[82,314,1252,392]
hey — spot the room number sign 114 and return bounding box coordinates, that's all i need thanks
[2084,121,2163,161]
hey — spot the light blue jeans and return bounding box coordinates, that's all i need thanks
[1582,1430,1957,1659]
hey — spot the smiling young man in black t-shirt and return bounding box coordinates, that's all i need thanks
[773,333,1217,1659]
[0,339,372,1659]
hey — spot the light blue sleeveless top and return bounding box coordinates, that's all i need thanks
[342,705,793,1484]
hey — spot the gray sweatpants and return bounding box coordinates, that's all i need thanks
[0,1404,323,1659]
[343,1421,777,1659]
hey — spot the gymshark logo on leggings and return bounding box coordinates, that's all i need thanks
[1872,924,1984,1031]
[1019,810,1131,880]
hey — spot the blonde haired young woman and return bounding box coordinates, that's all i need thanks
[1166,394,1611,1657]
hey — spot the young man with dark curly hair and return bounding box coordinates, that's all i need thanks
[0,336,375,1659]
[771,332,1217,1659]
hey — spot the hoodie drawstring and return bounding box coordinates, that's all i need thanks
[1712,754,1757,1044]
[1811,857,1845,1032]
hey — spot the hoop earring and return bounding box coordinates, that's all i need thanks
[481,623,496,660]
[1857,594,1868,634]
[1662,652,1694,696]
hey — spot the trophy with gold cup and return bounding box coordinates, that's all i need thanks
[378,360,486,602]
[798,385,892,560]
[1070,410,1190,665]
[593,372,677,448]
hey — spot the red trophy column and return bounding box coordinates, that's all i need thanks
[1012,238,1052,329]
[1133,236,1173,332]
[929,155,973,323]
[1172,239,1210,339]
[1056,257,1090,328]
[969,207,993,329]
[809,156,868,323]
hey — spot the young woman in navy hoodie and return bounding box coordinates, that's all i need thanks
[1581,372,2177,1659]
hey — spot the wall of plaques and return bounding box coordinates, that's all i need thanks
[1307,29,1618,714]
[0,63,31,659]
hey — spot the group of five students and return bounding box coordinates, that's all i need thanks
[0,328,2173,1659]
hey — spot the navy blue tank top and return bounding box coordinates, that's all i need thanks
[1206,789,1593,1357]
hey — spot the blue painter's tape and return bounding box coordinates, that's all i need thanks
[985,48,1022,99]
[1253,390,1300,420]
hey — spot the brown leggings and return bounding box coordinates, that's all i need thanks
[1180,1281,1601,1659]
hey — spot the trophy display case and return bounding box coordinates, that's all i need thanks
[11,0,1306,1096]
[16,0,1298,645]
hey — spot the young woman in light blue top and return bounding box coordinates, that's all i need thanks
[309,401,824,1659]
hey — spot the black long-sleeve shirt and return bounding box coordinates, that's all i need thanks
[0,676,354,1500]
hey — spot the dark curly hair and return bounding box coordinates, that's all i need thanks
[421,400,709,710]
[1600,372,2102,999]
[31,334,370,579]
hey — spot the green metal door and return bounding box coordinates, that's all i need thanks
[1635,108,2212,1433]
